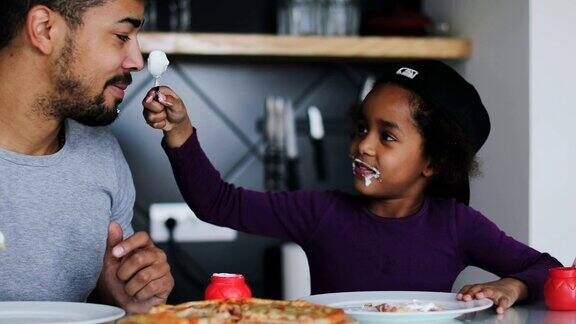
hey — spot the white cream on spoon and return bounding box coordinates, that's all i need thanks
[147,50,170,87]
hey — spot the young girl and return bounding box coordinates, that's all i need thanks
[142,60,561,314]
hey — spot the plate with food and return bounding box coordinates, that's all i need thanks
[303,291,493,323]
[0,302,125,324]
[119,298,353,323]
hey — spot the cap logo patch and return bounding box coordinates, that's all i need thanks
[396,67,419,79]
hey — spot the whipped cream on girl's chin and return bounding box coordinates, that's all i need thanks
[364,174,379,187]
[352,158,381,187]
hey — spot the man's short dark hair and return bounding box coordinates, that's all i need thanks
[0,0,109,50]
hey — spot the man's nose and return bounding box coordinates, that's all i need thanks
[123,39,144,72]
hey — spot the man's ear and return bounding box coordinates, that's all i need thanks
[25,5,65,55]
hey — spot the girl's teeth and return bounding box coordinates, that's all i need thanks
[352,159,381,187]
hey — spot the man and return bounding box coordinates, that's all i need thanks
[0,0,173,314]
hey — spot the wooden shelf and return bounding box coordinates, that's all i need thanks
[138,33,471,60]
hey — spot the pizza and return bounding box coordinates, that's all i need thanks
[119,298,350,324]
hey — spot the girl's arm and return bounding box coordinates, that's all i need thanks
[143,86,334,245]
[163,129,335,245]
[456,204,562,309]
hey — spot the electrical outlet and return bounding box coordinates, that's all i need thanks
[150,203,237,242]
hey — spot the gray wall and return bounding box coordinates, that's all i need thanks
[529,0,576,265]
[424,0,530,290]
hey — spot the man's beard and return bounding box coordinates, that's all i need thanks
[39,37,132,127]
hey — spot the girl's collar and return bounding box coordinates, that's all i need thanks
[360,196,429,223]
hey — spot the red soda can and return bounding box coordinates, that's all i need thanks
[204,273,252,300]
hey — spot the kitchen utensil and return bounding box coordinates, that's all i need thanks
[308,106,327,181]
[284,100,300,190]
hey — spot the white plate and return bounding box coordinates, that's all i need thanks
[304,291,493,323]
[0,302,125,324]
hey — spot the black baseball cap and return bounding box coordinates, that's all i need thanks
[372,60,491,204]
[375,60,490,152]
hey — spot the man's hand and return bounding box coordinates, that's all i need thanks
[143,86,193,149]
[457,278,528,314]
[102,222,174,314]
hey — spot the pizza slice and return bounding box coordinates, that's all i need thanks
[237,298,347,323]
[119,298,349,324]
[120,300,235,324]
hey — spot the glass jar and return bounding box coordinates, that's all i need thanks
[143,0,158,31]
[544,267,576,311]
[323,0,360,36]
[205,273,252,300]
[278,0,360,36]
[281,0,324,36]
[162,0,192,31]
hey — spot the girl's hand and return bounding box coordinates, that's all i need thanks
[457,278,528,314]
[142,86,193,148]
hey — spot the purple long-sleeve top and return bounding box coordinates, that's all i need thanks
[163,131,561,300]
